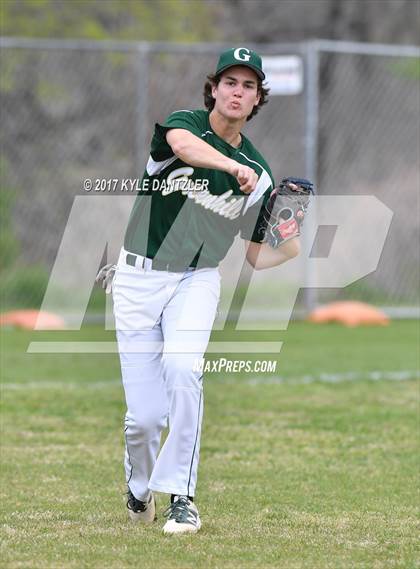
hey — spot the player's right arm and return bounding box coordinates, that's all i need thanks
[166,128,258,194]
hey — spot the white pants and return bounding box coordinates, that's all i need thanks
[112,248,220,500]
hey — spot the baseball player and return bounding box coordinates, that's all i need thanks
[97,47,312,534]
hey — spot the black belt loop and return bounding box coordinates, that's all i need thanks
[126,253,137,267]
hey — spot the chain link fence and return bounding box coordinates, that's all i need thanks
[316,43,419,314]
[0,38,419,319]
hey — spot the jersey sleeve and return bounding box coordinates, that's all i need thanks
[239,191,271,243]
[161,110,203,137]
[239,158,274,244]
[150,110,203,161]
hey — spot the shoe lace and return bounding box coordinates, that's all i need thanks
[126,491,147,512]
[163,496,191,523]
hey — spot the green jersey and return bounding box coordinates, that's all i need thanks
[124,109,274,268]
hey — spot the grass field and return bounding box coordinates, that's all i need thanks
[1,321,419,568]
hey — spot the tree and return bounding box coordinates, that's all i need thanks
[0,0,216,42]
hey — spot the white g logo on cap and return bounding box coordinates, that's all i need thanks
[233,47,251,62]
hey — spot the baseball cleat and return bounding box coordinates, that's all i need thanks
[126,488,156,523]
[162,495,201,534]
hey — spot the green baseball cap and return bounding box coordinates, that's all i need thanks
[215,47,265,80]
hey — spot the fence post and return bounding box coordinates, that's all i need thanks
[303,40,320,313]
[136,44,150,174]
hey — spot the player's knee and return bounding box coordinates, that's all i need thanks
[162,356,202,388]
[125,411,167,437]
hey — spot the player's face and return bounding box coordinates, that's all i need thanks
[212,66,261,122]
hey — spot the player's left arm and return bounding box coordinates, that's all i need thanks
[245,238,301,270]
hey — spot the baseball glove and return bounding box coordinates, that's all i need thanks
[259,177,314,248]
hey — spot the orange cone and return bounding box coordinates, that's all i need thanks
[308,301,389,327]
[0,310,66,330]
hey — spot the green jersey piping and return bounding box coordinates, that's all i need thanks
[146,155,179,176]
[238,151,273,212]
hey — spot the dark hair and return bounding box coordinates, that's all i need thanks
[203,73,269,121]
